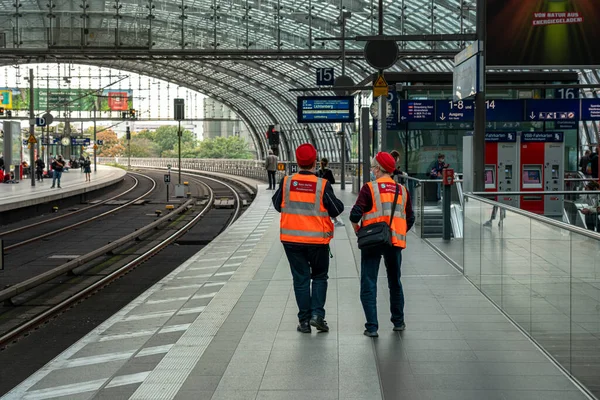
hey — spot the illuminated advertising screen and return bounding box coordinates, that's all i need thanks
[523,169,542,184]
[0,88,133,112]
[485,169,494,185]
[487,0,600,66]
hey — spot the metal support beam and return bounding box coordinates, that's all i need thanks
[29,69,35,187]
[314,34,478,42]
[473,0,486,192]
[0,48,458,62]
[361,107,371,186]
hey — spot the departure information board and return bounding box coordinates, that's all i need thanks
[297,96,354,123]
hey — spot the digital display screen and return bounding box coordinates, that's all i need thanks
[297,96,355,123]
[523,169,541,184]
[485,170,494,184]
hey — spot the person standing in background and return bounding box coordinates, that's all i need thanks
[83,157,92,182]
[35,157,45,182]
[51,155,65,189]
[318,158,344,227]
[580,149,591,176]
[265,149,278,190]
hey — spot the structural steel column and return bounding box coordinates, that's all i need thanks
[473,0,487,192]
[29,69,35,187]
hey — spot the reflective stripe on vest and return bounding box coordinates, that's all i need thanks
[363,182,407,222]
[283,176,328,217]
[280,174,334,244]
[362,179,408,247]
[280,228,331,238]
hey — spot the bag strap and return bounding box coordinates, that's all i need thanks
[388,184,400,227]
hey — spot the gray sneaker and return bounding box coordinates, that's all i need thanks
[363,330,378,338]
[393,323,406,331]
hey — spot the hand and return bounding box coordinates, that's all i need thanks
[582,208,590,214]
[351,222,360,236]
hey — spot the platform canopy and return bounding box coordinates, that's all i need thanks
[0,0,476,159]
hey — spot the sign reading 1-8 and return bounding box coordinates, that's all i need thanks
[316,68,334,86]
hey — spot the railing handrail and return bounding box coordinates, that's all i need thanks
[472,190,600,196]
[465,193,600,241]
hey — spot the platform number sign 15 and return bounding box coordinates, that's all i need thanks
[316,68,334,86]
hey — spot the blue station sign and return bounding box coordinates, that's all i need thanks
[71,138,91,146]
[485,100,524,122]
[485,132,517,142]
[521,132,564,143]
[581,99,600,121]
[399,100,435,122]
[525,99,579,121]
[297,96,354,123]
[436,100,475,122]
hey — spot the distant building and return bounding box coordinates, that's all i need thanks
[203,99,255,152]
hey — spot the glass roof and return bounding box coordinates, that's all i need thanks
[0,0,477,159]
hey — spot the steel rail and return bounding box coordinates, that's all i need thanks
[0,174,140,237]
[0,197,194,304]
[3,172,157,252]
[0,181,217,347]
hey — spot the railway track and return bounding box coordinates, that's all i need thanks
[0,172,157,252]
[0,171,252,350]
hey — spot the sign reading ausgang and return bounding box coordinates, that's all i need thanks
[297,96,354,123]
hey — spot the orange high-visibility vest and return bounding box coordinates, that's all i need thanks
[362,177,408,248]
[280,173,334,245]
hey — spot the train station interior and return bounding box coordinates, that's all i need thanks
[1,0,600,399]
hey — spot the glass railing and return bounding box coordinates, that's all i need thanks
[405,176,464,239]
[463,194,600,398]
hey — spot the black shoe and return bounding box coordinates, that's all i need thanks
[310,315,329,332]
[393,323,406,331]
[363,330,378,338]
[297,321,311,333]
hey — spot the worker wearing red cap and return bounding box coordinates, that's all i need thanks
[350,152,415,337]
[272,143,344,334]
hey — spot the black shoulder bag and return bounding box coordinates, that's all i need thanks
[356,184,400,250]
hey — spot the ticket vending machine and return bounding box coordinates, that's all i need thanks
[485,132,520,208]
[520,132,564,217]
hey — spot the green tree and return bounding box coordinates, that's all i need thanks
[138,125,195,157]
[123,135,160,158]
[193,136,253,159]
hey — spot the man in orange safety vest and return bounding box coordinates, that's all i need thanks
[350,152,415,337]
[272,143,344,333]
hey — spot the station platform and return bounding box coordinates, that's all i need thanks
[0,165,127,213]
[2,186,591,400]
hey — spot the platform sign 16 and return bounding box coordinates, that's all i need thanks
[316,68,334,86]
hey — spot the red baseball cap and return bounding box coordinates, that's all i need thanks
[375,152,396,173]
[295,143,317,167]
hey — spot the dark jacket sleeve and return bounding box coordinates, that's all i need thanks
[350,184,373,224]
[324,170,335,184]
[322,182,344,218]
[272,177,285,212]
[405,189,415,232]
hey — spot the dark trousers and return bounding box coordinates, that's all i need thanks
[283,243,329,322]
[360,245,405,332]
[267,171,276,189]
[490,206,506,221]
